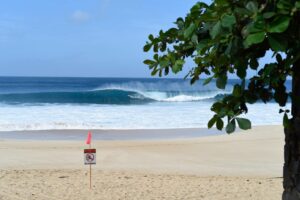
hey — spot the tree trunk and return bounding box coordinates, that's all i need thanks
[283,62,300,200]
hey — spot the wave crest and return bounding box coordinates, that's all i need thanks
[0,88,227,105]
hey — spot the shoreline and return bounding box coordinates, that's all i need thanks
[0,127,225,141]
[0,124,281,141]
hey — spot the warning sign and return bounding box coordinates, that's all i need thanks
[84,149,96,165]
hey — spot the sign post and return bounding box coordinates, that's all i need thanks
[84,131,95,189]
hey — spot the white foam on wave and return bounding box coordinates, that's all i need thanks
[93,80,217,92]
[0,102,288,131]
[91,87,225,102]
[162,95,210,102]
[90,80,232,102]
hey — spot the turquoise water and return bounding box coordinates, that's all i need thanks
[0,77,291,131]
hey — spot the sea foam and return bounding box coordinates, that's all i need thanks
[0,77,291,131]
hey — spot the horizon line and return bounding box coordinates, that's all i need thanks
[0,75,246,80]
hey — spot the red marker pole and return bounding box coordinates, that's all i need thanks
[86,131,92,189]
[89,145,92,189]
[89,146,91,189]
[89,160,92,188]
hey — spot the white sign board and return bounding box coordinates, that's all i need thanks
[84,149,96,165]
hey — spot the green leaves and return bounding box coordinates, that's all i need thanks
[225,118,250,133]
[196,39,209,53]
[143,59,155,65]
[175,18,184,29]
[233,85,242,97]
[172,60,185,73]
[268,16,290,33]
[249,58,259,70]
[210,21,222,39]
[296,1,300,9]
[216,75,227,89]
[283,113,290,128]
[277,0,293,13]
[224,117,251,133]
[246,1,258,14]
[143,0,298,136]
[143,43,152,52]
[236,118,251,130]
[216,118,224,130]
[243,15,266,48]
[268,34,287,52]
[203,77,213,86]
[263,12,275,19]
[221,14,236,28]
[208,115,218,128]
[226,120,236,134]
[207,115,224,131]
[184,23,197,39]
[244,32,265,47]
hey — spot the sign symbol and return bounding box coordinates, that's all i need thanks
[84,149,96,165]
[86,153,94,162]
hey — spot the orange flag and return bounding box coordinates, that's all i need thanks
[86,131,92,145]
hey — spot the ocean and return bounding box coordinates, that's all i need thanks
[0,77,291,131]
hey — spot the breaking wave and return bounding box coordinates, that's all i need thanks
[0,88,227,105]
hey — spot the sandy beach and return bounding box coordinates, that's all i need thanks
[0,125,284,199]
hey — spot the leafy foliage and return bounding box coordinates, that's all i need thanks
[144,0,300,133]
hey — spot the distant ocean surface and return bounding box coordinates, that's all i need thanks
[0,77,291,131]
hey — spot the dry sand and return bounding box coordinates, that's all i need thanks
[0,126,284,199]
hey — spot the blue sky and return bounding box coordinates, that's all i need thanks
[0,0,204,77]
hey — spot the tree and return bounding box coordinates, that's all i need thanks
[143,0,300,199]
